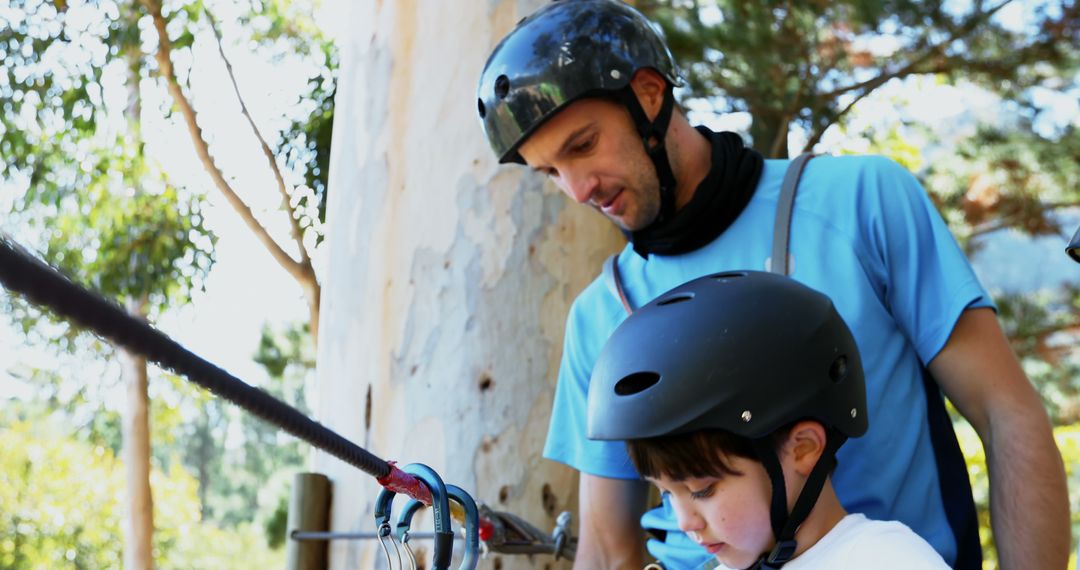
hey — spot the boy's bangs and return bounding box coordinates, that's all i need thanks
[626,430,756,480]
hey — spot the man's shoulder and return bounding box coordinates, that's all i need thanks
[756,153,918,220]
[799,154,912,189]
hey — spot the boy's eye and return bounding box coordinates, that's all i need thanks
[689,484,715,500]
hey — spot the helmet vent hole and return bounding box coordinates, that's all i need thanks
[829,356,848,383]
[710,271,747,281]
[657,293,693,306]
[494,75,511,99]
[614,372,661,396]
[477,98,486,118]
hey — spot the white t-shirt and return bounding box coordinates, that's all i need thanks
[709,514,950,570]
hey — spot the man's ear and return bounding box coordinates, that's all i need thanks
[784,420,828,477]
[629,68,668,121]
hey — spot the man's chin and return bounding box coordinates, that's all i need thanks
[605,214,647,233]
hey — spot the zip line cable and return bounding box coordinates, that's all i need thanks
[0,234,393,480]
[0,235,576,565]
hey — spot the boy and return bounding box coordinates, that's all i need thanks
[586,270,950,569]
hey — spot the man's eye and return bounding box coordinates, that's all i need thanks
[572,136,596,153]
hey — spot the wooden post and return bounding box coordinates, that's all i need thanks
[286,472,331,570]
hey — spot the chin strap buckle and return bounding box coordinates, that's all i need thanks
[765,539,798,567]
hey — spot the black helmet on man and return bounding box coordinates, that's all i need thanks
[477,0,683,219]
[586,271,867,568]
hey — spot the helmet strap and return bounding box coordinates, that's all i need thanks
[750,429,847,569]
[618,84,678,221]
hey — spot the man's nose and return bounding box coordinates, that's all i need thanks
[560,170,599,204]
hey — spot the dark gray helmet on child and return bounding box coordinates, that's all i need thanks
[587,270,867,569]
[476,0,684,219]
[587,270,866,441]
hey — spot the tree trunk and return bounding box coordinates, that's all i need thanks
[749,108,790,159]
[120,31,154,569]
[121,296,154,570]
[315,1,624,569]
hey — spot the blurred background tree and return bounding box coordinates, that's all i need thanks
[0,0,333,566]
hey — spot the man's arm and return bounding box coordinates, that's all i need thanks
[574,473,650,570]
[928,307,1069,569]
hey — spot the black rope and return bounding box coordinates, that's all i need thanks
[0,235,391,480]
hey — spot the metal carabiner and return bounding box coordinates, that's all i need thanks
[445,484,480,570]
[374,521,402,570]
[374,489,404,569]
[394,484,479,570]
[395,498,426,570]
[400,463,454,570]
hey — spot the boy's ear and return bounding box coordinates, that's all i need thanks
[785,420,828,477]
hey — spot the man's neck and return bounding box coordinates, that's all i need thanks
[665,117,712,211]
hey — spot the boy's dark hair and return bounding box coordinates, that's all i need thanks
[627,424,796,481]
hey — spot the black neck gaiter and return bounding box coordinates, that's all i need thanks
[629,127,764,257]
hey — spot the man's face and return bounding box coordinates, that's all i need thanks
[517,98,660,232]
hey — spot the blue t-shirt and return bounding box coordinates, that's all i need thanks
[543,155,992,569]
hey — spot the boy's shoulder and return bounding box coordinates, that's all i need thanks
[704,513,949,570]
[790,513,950,569]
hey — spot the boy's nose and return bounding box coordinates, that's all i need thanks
[671,498,705,536]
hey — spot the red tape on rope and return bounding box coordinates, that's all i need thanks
[376,461,433,505]
[377,461,496,542]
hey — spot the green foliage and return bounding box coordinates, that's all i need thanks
[923,123,1080,249]
[0,0,130,184]
[957,420,1080,569]
[278,42,335,248]
[253,320,315,380]
[0,421,123,568]
[641,0,1080,157]
[167,0,335,247]
[2,0,217,323]
[1,0,329,563]
[262,494,289,549]
[0,418,284,568]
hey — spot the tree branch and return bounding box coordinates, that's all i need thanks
[817,0,1014,101]
[969,201,1080,239]
[204,8,312,268]
[803,86,871,150]
[140,0,312,286]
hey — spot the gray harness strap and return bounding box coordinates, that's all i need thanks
[604,154,816,314]
[602,254,634,315]
[770,153,815,276]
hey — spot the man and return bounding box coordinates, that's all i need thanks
[475,1,1069,568]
